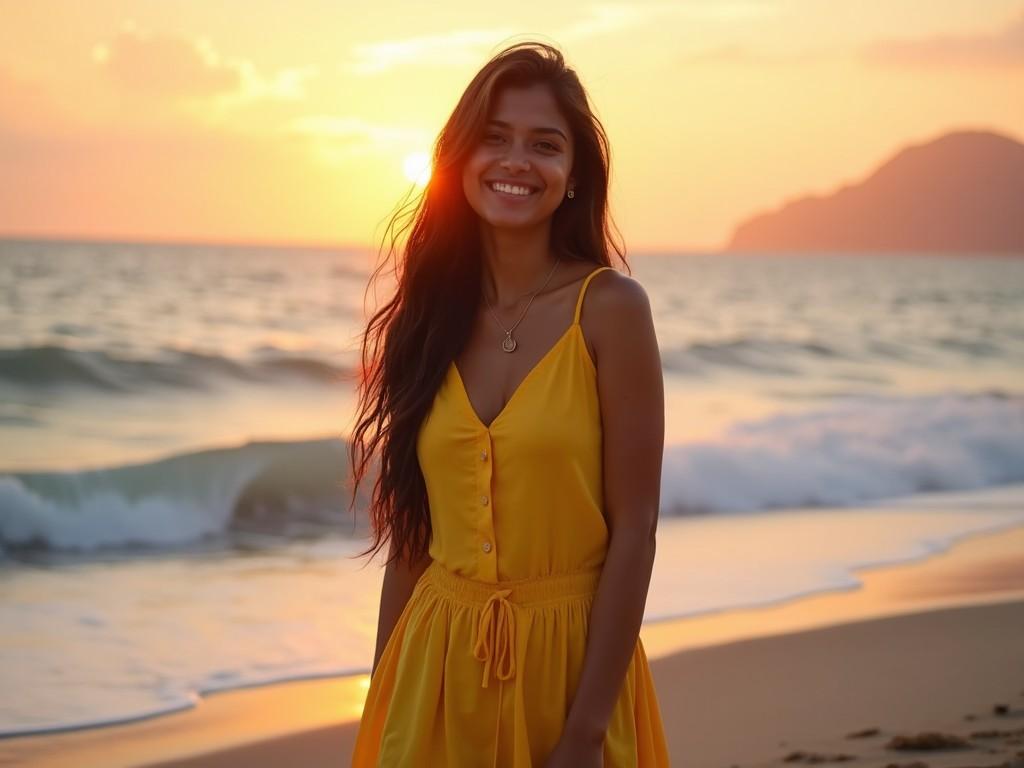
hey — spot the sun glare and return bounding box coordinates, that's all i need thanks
[403,152,432,186]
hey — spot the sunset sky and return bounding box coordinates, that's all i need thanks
[1,0,1022,252]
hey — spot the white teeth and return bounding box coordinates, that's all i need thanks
[490,182,535,197]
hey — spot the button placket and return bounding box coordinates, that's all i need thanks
[478,433,496,578]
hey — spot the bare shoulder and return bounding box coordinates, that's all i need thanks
[581,268,656,368]
[586,267,650,313]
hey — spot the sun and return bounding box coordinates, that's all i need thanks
[403,152,432,187]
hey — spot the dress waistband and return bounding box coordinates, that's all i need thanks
[418,560,602,689]
[419,559,602,607]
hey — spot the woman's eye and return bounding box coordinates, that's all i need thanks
[483,134,558,152]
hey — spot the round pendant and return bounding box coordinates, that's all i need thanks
[502,334,517,353]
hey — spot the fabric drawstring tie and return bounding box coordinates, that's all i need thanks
[403,561,602,768]
[472,588,517,687]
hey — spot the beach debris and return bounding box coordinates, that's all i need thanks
[970,726,1024,740]
[886,732,973,750]
[880,762,928,768]
[846,727,881,738]
[994,704,1010,715]
[781,750,856,763]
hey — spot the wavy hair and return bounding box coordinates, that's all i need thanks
[346,40,627,568]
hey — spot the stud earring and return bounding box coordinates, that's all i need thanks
[567,188,575,199]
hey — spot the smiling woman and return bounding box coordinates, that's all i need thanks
[347,40,669,767]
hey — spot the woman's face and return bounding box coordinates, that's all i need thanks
[461,83,575,231]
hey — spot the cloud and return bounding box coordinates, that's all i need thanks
[92,22,240,99]
[562,4,649,41]
[285,115,432,165]
[93,21,318,105]
[642,0,777,21]
[569,0,779,36]
[344,29,518,75]
[342,2,778,76]
[861,8,1024,68]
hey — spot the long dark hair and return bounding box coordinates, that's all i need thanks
[346,40,628,568]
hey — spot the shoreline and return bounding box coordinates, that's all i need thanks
[3,522,1023,768]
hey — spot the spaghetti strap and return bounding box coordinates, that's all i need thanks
[573,266,614,324]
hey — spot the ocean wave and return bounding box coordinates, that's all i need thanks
[0,437,365,557]
[1,391,1022,557]
[659,333,1014,374]
[661,389,1024,515]
[0,344,350,393]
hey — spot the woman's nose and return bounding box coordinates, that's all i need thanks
[500,156,530,171]
[500,146,530,170]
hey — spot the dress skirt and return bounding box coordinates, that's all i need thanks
[352,559,669,767]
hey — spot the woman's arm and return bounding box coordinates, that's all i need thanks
[561,272,665,746]
[371,539,433,679]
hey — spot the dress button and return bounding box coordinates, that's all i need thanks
[481,494,489,506]
[482,541,492,553]
[480,449,488,461]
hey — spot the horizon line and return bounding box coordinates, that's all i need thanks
[0,231,721,256]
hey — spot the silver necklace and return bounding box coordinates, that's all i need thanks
[482,256,562,353]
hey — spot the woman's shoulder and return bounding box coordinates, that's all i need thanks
[578,266,656,370]
[583,266,651,322]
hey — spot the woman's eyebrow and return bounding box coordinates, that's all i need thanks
[487,119,567,141]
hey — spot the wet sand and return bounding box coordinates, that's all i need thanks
[3,524,1023,768]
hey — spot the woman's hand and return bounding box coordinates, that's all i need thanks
[542,730,604,768]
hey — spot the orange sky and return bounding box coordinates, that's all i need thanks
[1,1,1022,252]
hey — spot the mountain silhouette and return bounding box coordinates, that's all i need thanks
[725,129,1024,254]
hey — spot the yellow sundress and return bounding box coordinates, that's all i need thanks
[352,265,670,767]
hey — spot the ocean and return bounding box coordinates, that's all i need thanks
[1,238,1022,737]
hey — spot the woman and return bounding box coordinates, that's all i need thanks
[348,40,669,767]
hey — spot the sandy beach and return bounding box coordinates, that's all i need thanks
[3,523,1023,768]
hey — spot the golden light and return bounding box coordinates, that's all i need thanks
[403,152,432,186]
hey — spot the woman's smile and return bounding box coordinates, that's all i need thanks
[486,180,541,202]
